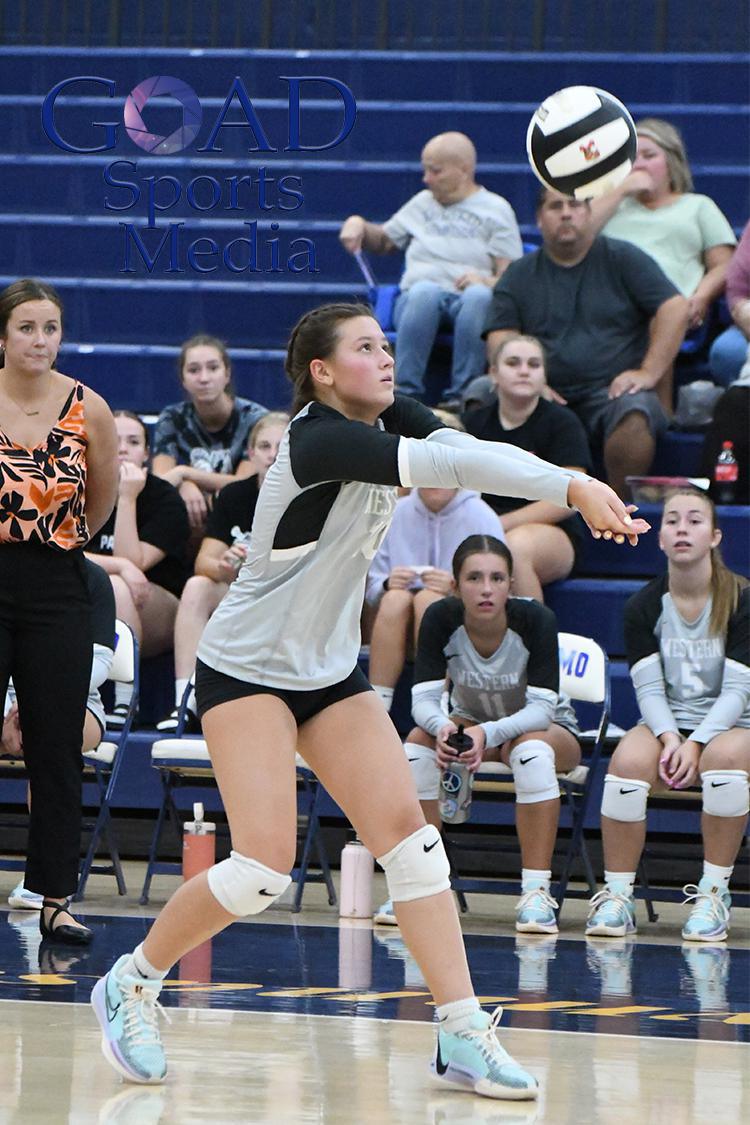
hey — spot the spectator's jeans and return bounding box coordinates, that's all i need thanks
[393,280,492,398]
[709,325,748,387]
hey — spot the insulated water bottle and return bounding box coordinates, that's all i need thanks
[438,725,475,824]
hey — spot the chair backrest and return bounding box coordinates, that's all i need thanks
[558,632,608,705]
[109,619,136,685]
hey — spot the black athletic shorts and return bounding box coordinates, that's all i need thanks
[195,659,373,725]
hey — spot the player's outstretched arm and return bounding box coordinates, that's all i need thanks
[567,478,650,546]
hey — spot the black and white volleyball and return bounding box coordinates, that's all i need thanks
[526,86,637,199]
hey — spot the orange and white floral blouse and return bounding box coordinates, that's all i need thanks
[0,381,89,550]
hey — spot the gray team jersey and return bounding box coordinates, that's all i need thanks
[412,597,578,747]
[197,397,579,691]
[625,575,750,744]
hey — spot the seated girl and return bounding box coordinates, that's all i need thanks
[86,411,190,727]
[374,534,581,933]
[156,412,289,732]
[462,335,591,601]
[586,487,749,941]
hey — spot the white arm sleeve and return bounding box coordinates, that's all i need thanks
[411,679,448,738]
[630,654,680,737]
[690,658,750,746]
[479,687,558,748]
[398,429,587,508]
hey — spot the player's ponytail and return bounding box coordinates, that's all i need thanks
[285,302,374,415]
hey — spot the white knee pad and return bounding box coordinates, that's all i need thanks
[601,774,650,822]
[376,824,451,903]
[404,742,440,800]
[509,741,560,804]
[206,850,291,916]
[702,770,750,817]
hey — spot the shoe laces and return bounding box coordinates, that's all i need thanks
[682,883,730,926]
[121,981,171,1047]
[587,887,632,921]
[516,887,558,916]
[463,1006,513,1066]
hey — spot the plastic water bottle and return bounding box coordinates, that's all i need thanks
[182,802,216,881]
[714,441,738,504]
[438,725,475,824]
[339,837,374,918]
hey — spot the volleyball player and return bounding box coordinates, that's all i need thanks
[586,487,749,940]
[92,303,648,1101]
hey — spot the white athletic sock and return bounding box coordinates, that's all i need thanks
[604,870,636,897]
[436,996,481,1034]
[702,861,733,893]
[114,681,132,708]
[119,942,169,983]
[521,868,551,894]
[372,685,394,711]
[174,677,190,709]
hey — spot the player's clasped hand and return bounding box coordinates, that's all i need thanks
[435,722,486,772]
[568,478,651,546]
[659,736,700,789]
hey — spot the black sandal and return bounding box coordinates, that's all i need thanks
[39,899,93,946]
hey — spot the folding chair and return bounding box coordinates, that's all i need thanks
[445,632,610,918]
[0,620,138,901]
[140,689,337,911]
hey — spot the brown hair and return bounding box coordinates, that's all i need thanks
[284,302,375,415]
[662,487,747,636]
[490,333,547,372]
[0,278,63,369]
[113,409,149,451]
[178,333,234,396]
[636,118,693,193]
[452,534,513,583]
[249,411,290,448]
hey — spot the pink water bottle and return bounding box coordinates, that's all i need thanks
[182,802,216,881]
[338,837,374,918]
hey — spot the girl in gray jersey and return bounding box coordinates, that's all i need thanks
[91,303,649,1102]
[586,488,749,943]
[374,535,581,935]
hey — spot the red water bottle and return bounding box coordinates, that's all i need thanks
[714,441,738,504]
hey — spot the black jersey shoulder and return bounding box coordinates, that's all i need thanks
[379,395,446,438]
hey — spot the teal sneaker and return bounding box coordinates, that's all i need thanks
[681,879,731,942]
[515,888,559,934]
[91,955,168,1084]
[373,899,398,926]
[431,1006,538,1101]
[585,889,636,937]
[681,942,729,1011]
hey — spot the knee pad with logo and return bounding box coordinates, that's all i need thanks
[702,769,750,818]
[206,850,291,916]
[509,740,560,804]
[601,774,650,822]
[376,823,451,903]
[404,742,440,800]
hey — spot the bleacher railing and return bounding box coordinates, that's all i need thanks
[0,0,746,53]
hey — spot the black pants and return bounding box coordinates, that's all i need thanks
[0,543,92,897]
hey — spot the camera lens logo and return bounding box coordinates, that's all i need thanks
[123,76,202,154]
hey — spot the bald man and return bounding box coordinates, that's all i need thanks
[340,132,522,404]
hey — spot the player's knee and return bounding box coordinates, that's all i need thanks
[509,740,560,804]
[601,774,650,822]
[702,770,750,818]
[377,824,450,903]
[207,850,291,916]
[404,742,440,800]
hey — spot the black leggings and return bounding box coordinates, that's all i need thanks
[0,543,92,897]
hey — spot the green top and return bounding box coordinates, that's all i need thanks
[604,193,736,296]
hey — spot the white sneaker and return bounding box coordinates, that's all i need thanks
[373,899,398,925]
[515,887,559,934]
[8,882,43,910]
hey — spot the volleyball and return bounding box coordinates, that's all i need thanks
[526,86,637,200]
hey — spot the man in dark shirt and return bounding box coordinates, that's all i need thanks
[483,189,690,497]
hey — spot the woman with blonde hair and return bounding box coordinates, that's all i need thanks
[591,118,736,332]
[586,487,749,942]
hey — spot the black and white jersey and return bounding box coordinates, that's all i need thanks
[411,596,578,747]
[625,575,750,744]
[197,396,578,691]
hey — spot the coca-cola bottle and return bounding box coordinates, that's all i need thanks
[714,441,738,504]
